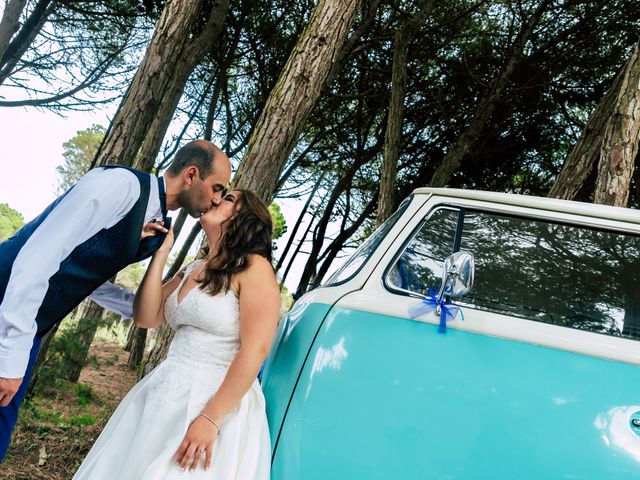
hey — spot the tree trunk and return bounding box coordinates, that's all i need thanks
[66,300,106,382]
[139,324,175,379]
[233,0,363,201]
[0,0,27,62]
[276,171,325,271]
[92,0,230,169]
[592,42,640,207]
[171,208,189,239]
[0,0,53,86]
[321,0,383,96]
[282,207,319,287]
[127,325,148,371]
[428,0,550,187]
[548,72,625,200]
[314,196,377,286]
[377,32,409,225]
[295,158,369,296]
[72,0,228,380]
[123,321,136,352]
[25,321,59,397]
[377,0,433,225]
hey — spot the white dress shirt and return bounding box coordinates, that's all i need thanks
[0,167,164,378]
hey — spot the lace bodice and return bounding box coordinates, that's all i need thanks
[163,260,240,369]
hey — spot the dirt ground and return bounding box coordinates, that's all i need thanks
[0,339,136,479]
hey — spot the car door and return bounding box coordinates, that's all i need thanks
[270,195,640,479]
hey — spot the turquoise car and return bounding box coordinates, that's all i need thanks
[262,188,640,479]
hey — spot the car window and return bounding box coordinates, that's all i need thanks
[385,208,460,295]
[323,197,411,287]
[459,211,640,340]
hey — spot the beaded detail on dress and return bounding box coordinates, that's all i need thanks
[164,259,240,369]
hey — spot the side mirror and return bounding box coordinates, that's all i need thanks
[435,251,474,304]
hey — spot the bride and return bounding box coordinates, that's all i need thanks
[74,189,280,479]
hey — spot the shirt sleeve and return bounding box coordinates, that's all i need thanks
[88,282,135,320]
[0,168,141,378]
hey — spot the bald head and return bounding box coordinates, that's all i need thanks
[167,140,227,180]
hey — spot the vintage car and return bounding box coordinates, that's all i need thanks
[262,188,640,479]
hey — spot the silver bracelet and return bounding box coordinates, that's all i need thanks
[199,413,221,436]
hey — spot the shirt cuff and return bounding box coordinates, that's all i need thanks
[0,341,32,378]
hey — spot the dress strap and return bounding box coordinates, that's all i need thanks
[182,259,204,280]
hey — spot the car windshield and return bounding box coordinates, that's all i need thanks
[322,197,412,287]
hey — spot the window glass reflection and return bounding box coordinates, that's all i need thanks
[459,211,640,340]
[386,208,460,294]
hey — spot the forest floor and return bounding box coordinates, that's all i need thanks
[0,337,135,479]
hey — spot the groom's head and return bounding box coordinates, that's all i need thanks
[165,140,231,217]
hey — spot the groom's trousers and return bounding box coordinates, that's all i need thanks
[0,335,42,462]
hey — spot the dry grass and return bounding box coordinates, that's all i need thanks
[0,339,135,479]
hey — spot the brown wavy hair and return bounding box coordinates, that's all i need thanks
[199,189,273,295]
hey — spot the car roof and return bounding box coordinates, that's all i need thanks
[413,187,640,225]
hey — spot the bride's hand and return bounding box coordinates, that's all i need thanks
[156,227,174,254]
[175,415,219,472]
[141,220,168,240]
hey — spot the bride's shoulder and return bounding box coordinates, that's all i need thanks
[236,255,277,288]
[246,254,275,273]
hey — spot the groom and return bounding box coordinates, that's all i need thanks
[0,140,231,460]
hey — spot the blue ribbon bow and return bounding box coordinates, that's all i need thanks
[408,287,464,334]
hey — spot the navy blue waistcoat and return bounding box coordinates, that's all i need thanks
[0,166,168,336]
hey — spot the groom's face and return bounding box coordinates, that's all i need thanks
[183,155,231,218]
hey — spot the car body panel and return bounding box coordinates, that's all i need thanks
[271,306,640,479]
[264,189,640,478]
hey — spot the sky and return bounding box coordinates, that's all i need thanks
[0,104,333,292]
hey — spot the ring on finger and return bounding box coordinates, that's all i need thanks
[196,447,205,455]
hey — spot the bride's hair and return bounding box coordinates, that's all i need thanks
[199,189,273,295]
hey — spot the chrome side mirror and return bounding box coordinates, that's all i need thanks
[435,251,475,305]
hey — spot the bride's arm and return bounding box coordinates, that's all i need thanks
[175,254,280,472]
[133,230,183,329]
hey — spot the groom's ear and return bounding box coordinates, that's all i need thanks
[184,166,199,187]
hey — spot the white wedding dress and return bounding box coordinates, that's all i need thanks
[74,260,271,479]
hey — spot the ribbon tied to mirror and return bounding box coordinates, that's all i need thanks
[408,287,464,334]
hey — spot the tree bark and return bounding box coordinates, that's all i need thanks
[123,321,136,352]
[548,74,624,200]
[0,0,53,87]
[321,0,383,96]
[377,32,409,226]
[377,0,433,225]
[233,0,364,201]
[92,0,230,169]
[139,323,175,379]
[428,0,550,187]
[0,0,27,62]
[66,300,106,382]
[592,42,640,207]
[127,323,148,371]
[25,321,59,397]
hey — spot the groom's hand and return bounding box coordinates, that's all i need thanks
[0,377,23,407]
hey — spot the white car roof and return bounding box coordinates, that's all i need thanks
[413,187,640,225]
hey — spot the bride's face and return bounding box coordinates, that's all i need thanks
[199,190,241,231]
